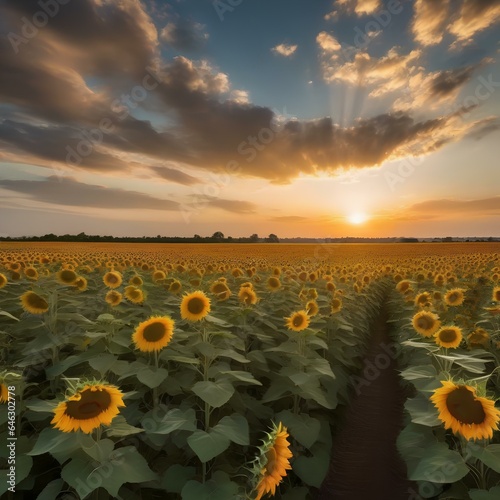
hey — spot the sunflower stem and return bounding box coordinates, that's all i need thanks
[153,350,159,409]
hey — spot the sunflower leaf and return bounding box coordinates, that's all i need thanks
[181,471,239,500]
[468,444,500,474]
[213,413,249,446]
[187,429,230,462]
[191,380,235,408]
[136,366,168,389]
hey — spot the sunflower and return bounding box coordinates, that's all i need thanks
[467,328,490,349]
[105,290,122,307]
[306,300,319,317]
[445,288,465,307]
[493,287,500,302]
[430,380,500,441]
[51,382,125,434]
[330,298,342,314]
[152,270,167,282]
[415,292,432,308]
[180,291,211,321]
[168,279,182,294]
[24,267,39,280]
[326,281,336,292]
[132,316,175,352]
[434,326,463,348]
[20,291,49,314]
[210,281,232,301]
[412,311,441,337]
[484,305,500,315]
[0,273,7,289]
[239,286,259,306]
[124,286,145,304]
[74,276,88,291]
[396,280,411,293]
[57,269,78,285]
[0,383,8,403]
[285,310,310,332]
[129,275,143,287]
[267,276,281,291]
[252,422,293,500]
[103,271,123,289]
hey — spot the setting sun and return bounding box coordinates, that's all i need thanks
[347,213,368,225]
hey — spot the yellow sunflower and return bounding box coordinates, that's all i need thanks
[129,275,144,287]
[430,381,500,441]
[103,271,123,289]
[306,300,319,317]
[124,286,145,304]
[493,287,500,302]
[412,311,441,337]
[434,326,463,348]
[467,328,490,349]
[168,279,182,294]
[74,276,88,291]
[0,273,7,289]
[0,383,8,403]
[267,276,281,291]
[445,288,465,307]
[152,270,167,282]
[330,298,342,314]
[396,280,411,293]
[239,286,259,306]
[57,269,78,285]
[105,290,122,307]
[132,316,175,352]
[414,292,432,308]
[253,422,293,500]
[284,310,310,332]
[51,382,125,434]
[24,267,39,280]
[20,291,49,314]
[180,291,211,321]
[210,281,232,301]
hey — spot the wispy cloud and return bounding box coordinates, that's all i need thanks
[271,43,298,57]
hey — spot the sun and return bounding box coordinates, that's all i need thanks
[347,213,368,225]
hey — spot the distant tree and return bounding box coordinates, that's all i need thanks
[212,231,224,240]
[266,233,279,243]
[249,233,259,242]
[194,234,202,240]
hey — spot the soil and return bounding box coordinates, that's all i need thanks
[318,301,415,500]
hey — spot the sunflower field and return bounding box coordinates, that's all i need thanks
[1,242,500,499]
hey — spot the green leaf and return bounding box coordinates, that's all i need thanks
[276,410,321,449]
[214,414,249,446]
[161,464,196,494]
[36,479,64,500]
[187,429,230,462]
[81,438,114,463]
[28,428,80,457]
[191,380,235,408]
[105,415,144,437]
[25,398,58,413]
[137,366,168,388]
[146,408,197,435]
[0,310,19,321]
[470,487,500,500]
[293,445,330,487]
[400,365,437,381]
[405,393,442,427]
[218,370,262,385]
[181,471,239,500]
[468,444,500,473]
[409,443,468,483]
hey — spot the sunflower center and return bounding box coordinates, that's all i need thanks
[60,270,77,283]
[107,274,119,284]
[143,322,166,342]
[446,386,486,425]
[417,316,433,330]
[65,389,111,420]
[187,297,205,314]
[27,293,49,309]
[292,315,304,327]
[439,329,458,343]
[448,293,459,303]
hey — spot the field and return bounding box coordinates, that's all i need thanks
[1,242,500,500]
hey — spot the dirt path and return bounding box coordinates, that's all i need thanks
[318,301,414,500]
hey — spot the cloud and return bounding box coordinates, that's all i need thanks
[411,0,451,46]
[271,43,298,57]
[449,0,500,45]
[229,90,250,104]
[160,20,209,50]
[408,196,500,216]
[0,176,179,210]
[329,0,381,17]
[149,165,201,185]
[316,32,341,52]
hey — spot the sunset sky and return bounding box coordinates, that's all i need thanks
[0,0,499,238]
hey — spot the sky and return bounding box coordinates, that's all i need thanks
[0,0,499,239]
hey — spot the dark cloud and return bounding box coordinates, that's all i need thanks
[430,66,478,98]
[161,20,208,50]
[0,176,179,210]
[149,165,201,185]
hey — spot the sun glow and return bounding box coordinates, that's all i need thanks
[347,213,368,225]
